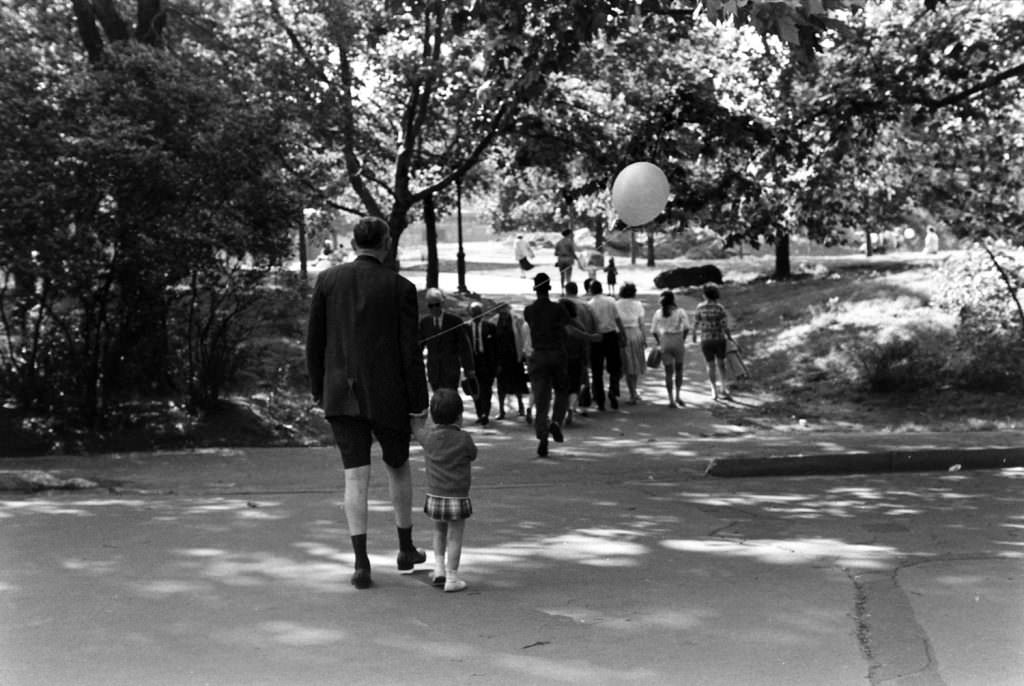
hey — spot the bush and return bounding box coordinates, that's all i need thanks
[932,248,1024,391]
[849,327,952,392]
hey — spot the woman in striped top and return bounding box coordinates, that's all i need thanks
[692,283,733,400]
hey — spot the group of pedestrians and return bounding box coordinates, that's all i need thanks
[305,216,737,593]
[412,272,735,458]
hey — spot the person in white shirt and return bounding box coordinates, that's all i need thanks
[650,290,691,407]
[587,281,625,411]
[615,282,647,404]
[513,234,535,277]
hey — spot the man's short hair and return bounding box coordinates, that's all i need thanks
[590,281,603,295]
[429,388,463,425]
[565,282,579,296]
[353,216,389,249]
[425,287,444,305]
[703,283,720,300]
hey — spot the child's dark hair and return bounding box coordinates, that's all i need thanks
[702,283,720,300]
[429,388,463,425]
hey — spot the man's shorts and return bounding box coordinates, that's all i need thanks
[700,339,727,362]
[328,416,409,469]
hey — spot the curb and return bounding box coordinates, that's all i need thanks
[705,447,1024,478]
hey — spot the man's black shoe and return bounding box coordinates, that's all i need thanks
[549,423,564,443]
[397,548,426,573]
[351,567,372,589]
[537,437,549,457]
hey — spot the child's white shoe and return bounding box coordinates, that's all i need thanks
[444,575,467,593]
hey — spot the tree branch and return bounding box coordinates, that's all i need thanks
[921,62,1024,110]
[268,1,383,216]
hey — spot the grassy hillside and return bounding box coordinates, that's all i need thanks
[717,256,1023,432]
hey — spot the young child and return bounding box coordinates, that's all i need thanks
[411,388,477,593]
[604,257,618,291]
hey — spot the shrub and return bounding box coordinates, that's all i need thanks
[849,327,952,392]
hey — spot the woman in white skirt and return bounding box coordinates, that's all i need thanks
[651,290,691,407]
[615,282,647,404]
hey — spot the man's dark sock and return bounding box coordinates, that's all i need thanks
[351,534,370,569]
[397,526,416,552]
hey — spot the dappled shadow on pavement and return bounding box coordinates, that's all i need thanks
[2,467,1022,685]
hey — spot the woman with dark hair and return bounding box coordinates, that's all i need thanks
[650,290,691,407]
[692,283,733,400]
[615,282,647,404]
[494,304,530,419]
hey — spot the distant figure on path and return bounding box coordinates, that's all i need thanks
[554,229,579,293]
[411,388,477,593]
[604,257,618,292]
[513,234,535,277]
[306,216,429,589]
[923,227,940,254]
[692,283,733,401]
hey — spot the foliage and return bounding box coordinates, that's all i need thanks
[493,0,1024,277]
[848,326,953,392]
[0,4,300,423]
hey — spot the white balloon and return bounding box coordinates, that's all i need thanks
[611,162,670,227]
[903,227,917,240]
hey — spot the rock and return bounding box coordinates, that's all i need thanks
[653,264,724,290]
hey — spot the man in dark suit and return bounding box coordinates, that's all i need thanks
[466,301,498,425]
[523,272,570,457]
[419,288,475,392]
[306,216,429,590]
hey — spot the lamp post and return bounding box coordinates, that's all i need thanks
[456,177,468,293]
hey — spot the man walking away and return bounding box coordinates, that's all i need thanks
[306,216,429,589]
[523,273,570,457]
[467,301,497,425]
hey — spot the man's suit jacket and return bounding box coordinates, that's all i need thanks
[468,318,498,380]
[306,255,428,430]
[419,311,474,390]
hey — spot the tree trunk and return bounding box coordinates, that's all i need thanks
[424,194,439,288]
[774,230,791,279]
[385,205,410,271]
[135,0,166,46]
[863,228,873,257]
[297,214,308,281]
[646,227,655,267]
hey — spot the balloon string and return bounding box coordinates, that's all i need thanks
[418,302,509,345]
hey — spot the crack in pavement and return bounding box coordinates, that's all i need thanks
[845,565,946,686]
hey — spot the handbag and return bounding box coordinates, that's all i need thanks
[646,347,662,368]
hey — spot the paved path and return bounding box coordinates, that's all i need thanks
[4,242,1022,684]
[2,390,1023,685]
